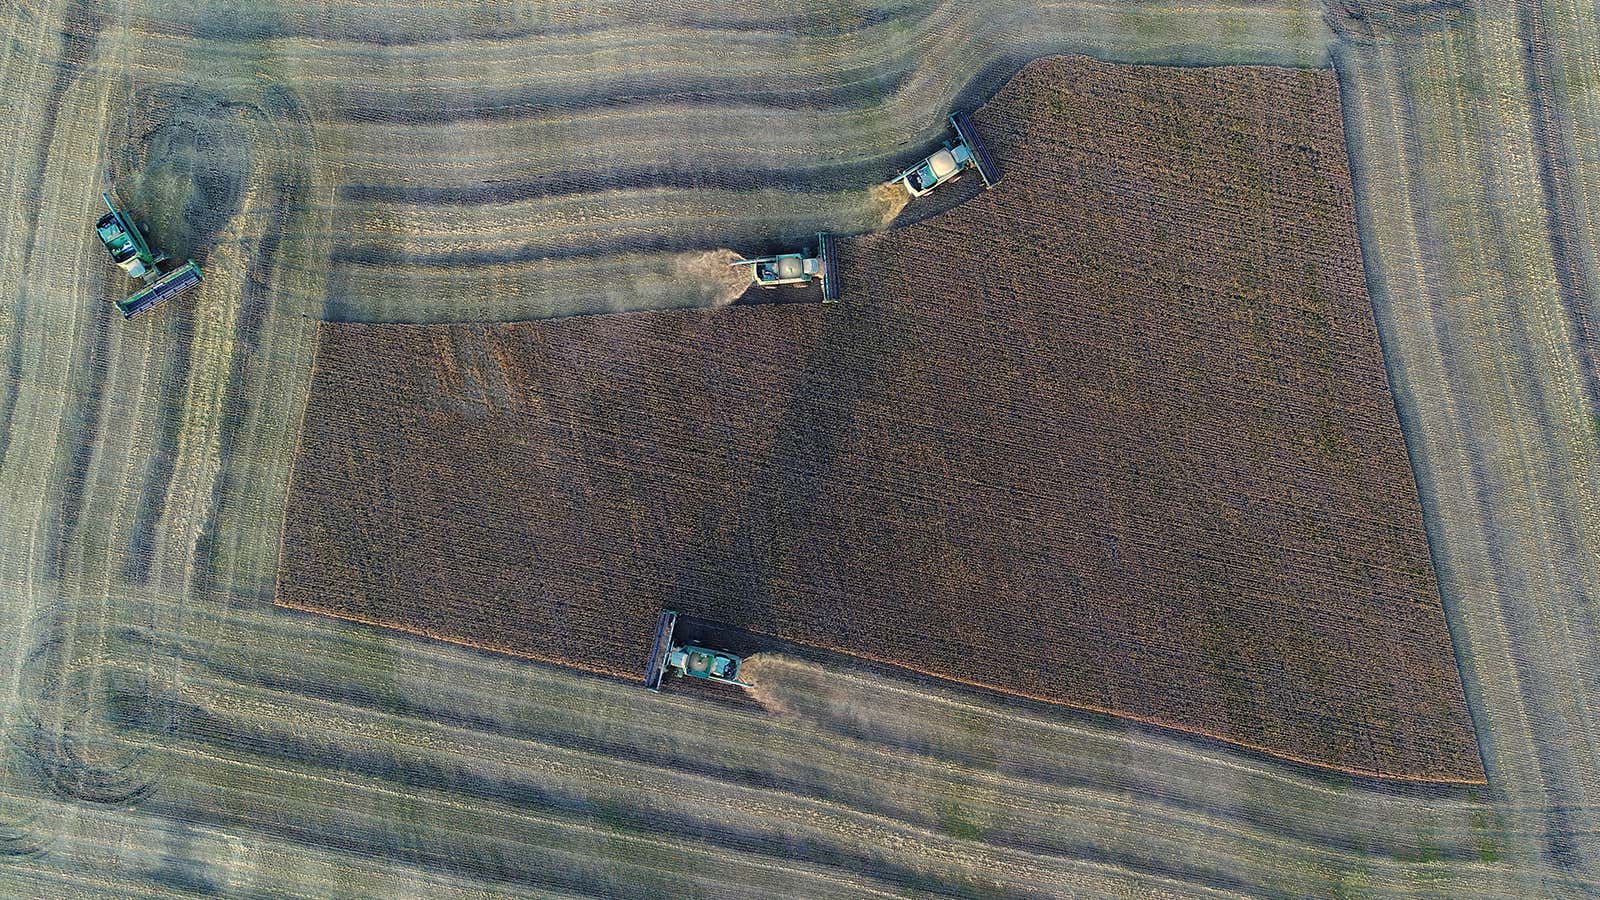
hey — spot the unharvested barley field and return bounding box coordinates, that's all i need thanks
[1,0,1597,896]
[278,57,1482,783]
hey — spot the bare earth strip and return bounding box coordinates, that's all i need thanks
[0,0,1596,896]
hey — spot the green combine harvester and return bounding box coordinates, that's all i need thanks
[95,192,202,319]
[643,611,751,691]
[729,231,840,303]
[888,111,1001,199]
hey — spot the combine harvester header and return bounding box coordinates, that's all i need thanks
[115,261,202,319]
[95,192,203,320]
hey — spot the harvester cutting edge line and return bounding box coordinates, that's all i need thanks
[889,111,1001,199]
[95,192,204,320]
[729,231,839,303]
[643,610,751,691]
[952,111,1001,188]
[116,261,202,319]
[643,610,678,691]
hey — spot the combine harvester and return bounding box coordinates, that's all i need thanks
[95,192,202,320]
[729,231,839,303]
[889,112,1001,199]
[644,611,750,692]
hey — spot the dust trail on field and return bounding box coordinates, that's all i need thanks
[739,654,801,717]
[672,249,751,306]
[866,182,912,228]
[742,654,931,740]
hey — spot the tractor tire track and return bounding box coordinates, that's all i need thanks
[8,0,1597,895]
[1387,34,1583,878]
[1337,10,1600,887]
[306,0,1335,323]
[110,83,255,585]
[1518,0,1600,431]
[56,74,264,586]
[42,312,111,580]
[0,0,103,857]
[11,634,167,808]
[160,701,1046,900]
[120,310,195,584]
[0,0,101,474]
[177,620,1512,897]
[1323,0,1470,46]
[192,645,1485,872]
[189,82,313,600]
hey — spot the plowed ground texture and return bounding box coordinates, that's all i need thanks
[277,57,1482,782]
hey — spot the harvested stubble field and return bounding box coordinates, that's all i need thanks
[9,0,1600,894]
[278,57,1481,782]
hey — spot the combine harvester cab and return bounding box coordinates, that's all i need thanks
[729,231,839,303]
[643,610,751,691]
[890,111,1001,199]
[95,192,204,320]
[96,192,163,280]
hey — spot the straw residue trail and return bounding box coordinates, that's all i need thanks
[674,249,752,306]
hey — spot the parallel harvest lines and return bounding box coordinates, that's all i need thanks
[174,611,1514,896]
[1335,0,1600,888]
[3,0,1597,896]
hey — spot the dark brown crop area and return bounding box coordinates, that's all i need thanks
[277,57,1482,782]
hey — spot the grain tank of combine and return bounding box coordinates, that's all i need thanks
[643,611,751,691]
[94,192,202,320]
